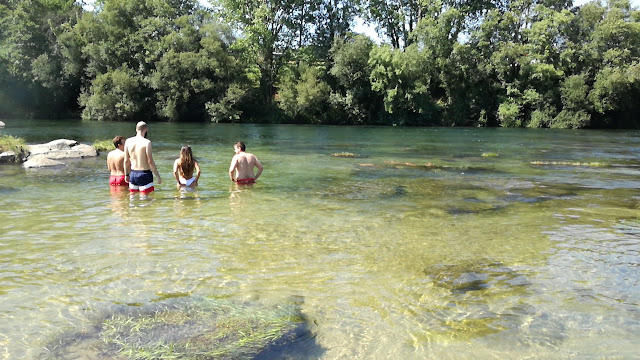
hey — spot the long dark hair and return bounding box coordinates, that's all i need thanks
[179,146,196,178]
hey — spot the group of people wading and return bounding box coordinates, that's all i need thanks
[106,121,263,194]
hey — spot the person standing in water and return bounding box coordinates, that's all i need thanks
[124,121,162,193]
[107,136,127,186]
[229,141,263,185]
[173,145,201,188]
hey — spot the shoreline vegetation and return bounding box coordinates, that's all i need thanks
[0,1,639,128]
[0,135,26,154]
[92,139,114,153]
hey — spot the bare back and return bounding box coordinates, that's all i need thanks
[106,149,125,175]
[124,136,152,171]
[230,152,262,180]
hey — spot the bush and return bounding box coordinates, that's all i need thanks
[497,100,522,127]
[92,139,114,153]
[0,135,27,153]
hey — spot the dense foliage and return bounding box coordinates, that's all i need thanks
[1,0,639,127]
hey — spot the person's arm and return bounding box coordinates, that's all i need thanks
[146,142,162,184]
[123,142,130,183]
[229,156,237,181]
[106,154,112,172]
[254,157,263,180]
[173,159,180,184]
[194,161,201,185]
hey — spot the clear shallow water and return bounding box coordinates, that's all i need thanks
[1,120,640,359]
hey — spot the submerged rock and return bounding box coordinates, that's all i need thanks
[410,260,567,345]
[40,296,319,360]
[427,261,531,294]
[23,155,66,168]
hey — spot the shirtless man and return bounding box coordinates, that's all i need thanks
[107,136,127,186]
[229,141,263,185]
[124,121,162,193]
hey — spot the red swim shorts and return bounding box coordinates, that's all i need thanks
[109,175,126,186]
[235,178,256,185]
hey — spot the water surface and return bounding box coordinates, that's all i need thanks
[1,120,639,359]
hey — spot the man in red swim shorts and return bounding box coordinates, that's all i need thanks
[229,141,263,185]
[107,136,127,186]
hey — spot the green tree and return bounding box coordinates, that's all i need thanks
[73,0,244,122]
[212,0,303,104]
[328,34,381,124]
[277,62,331,123]
[313,0,363,53]
[79,65,142,121]
[0,0,83,118]
[368,43,438,125]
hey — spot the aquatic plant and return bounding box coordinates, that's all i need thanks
[40,297,313,360]
[481,152,499,157]
[530,161,607,167]
[0,135,27,153]
[332,152,358,157]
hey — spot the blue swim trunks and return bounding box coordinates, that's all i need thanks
[129,170,154,193]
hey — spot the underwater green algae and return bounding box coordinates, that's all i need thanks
[40,297,311,360]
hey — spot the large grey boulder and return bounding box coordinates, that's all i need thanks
[26,139,97,161]
[23,155,66,168]
[18,139,97,168]
[0,121,5,127]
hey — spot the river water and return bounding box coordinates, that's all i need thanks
[1,120,639,359]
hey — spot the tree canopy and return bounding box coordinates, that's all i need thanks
[1,0,639,128]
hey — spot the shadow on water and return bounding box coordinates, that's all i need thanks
[39,296,324,360]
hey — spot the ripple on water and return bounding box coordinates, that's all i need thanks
[407,260,568,348]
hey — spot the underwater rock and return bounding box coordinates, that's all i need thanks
[427,261,531,294]
[23,155,66,168]
[446,204,505,215]
[39,296,319,360]
[0,185,19,194]
[410,260,561,344]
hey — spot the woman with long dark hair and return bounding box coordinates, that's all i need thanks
[173,146,201,188]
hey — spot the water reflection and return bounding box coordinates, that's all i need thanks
[108,186,129,219]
